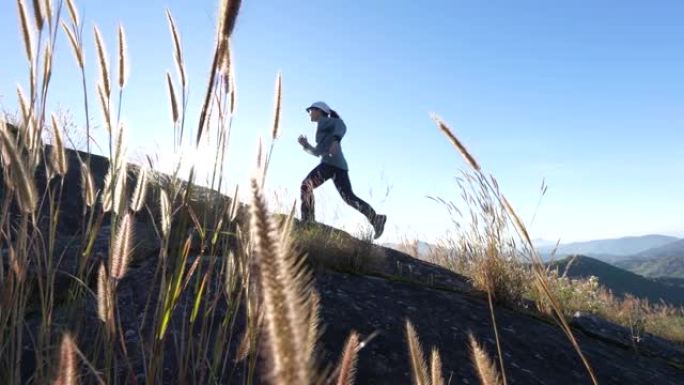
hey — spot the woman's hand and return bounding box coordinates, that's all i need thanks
[298,135,309,147]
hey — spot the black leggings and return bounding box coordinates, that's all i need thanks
[300,163,376,223]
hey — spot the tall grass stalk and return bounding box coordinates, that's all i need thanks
[197,0,242,145]
[469,333,502,385]
[405,320,430,385]
[335,331,360,385]
[262,71,282,186]
[249,176,316,384]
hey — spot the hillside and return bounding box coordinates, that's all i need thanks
[632,239,684,260]
[548,255,684,306]
[539,235,680,262]
[2,143,682,384]
[618,254,684,279]
[614,239,684,278]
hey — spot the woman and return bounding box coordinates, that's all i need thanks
[298,101,387,239]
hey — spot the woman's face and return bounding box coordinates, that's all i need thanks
[308,108,324,122]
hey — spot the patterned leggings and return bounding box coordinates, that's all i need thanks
[300,163,376,223]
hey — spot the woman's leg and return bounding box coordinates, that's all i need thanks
[300,164,335,222]
[331,169,377,223]
[332,169,386,238]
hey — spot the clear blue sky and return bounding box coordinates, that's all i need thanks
[1,0,683,244]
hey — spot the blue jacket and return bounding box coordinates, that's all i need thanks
[304,116,348,170]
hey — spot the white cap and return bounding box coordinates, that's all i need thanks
[306,101,331,115]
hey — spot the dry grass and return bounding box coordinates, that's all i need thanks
[0,121,38,213]
[93,25,110,98]
[404,320,445,385]
[405,320,430,385]
[49,114,68,176]
[17,0,34,65]
[433,118,598,384]
[469,333,502,385]
[531,270,684,343]
[293,223,386,274]
[117,24,127,89]
[54,333,77,385]
[334,331,360,385]
[249,178,316,384]
[0,2,246,383]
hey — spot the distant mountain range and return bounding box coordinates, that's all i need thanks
[537,235,680,262]
[387,234,684,279]
[538,235,684,279]
[548,255,684,307]
[615,239,684,279]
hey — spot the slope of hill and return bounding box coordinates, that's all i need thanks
[618,255,684,279]
[539,235,680,262]
[655,277,684,288]
[615,239,684,278]
[548,255,684,306]
[632,239,684,260]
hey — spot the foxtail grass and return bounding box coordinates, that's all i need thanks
[249,176,316,384]
[117,24,127,89]
[335,331,360,385]
[54,333,77,385]
[115,24,127,128]
[110,212,132,280]
[430,348,444,385]
[160,188,171,238]
[49,114,67,176]
[130,166,149,212]
[166,10,186,88]
[43,0,53,29]
[79,161,95,207]
[305,290,321,363]
[0,122,38,214]
[17,0,34,66]
[17,85,30,123]
[405,320,430,385]
[93,26,110,98]
[3,1,253,383]
[97,84,111,134]
[166,72,179,124]
[97,263,115,335]
[469,333,502,385]
[65,0,79,26]
[262,72,282,185]
[30,0,44,31]
[197,0,241,145]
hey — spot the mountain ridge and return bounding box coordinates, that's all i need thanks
[548,255,684,306]
[538,234,680,262]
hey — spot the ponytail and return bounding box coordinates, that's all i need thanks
[329,109,340,119]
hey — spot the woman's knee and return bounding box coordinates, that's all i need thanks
[340,193,358,206]
[301,180,314,195]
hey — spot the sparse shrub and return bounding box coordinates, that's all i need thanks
[532,270,605,315]
[431,170,528,305]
